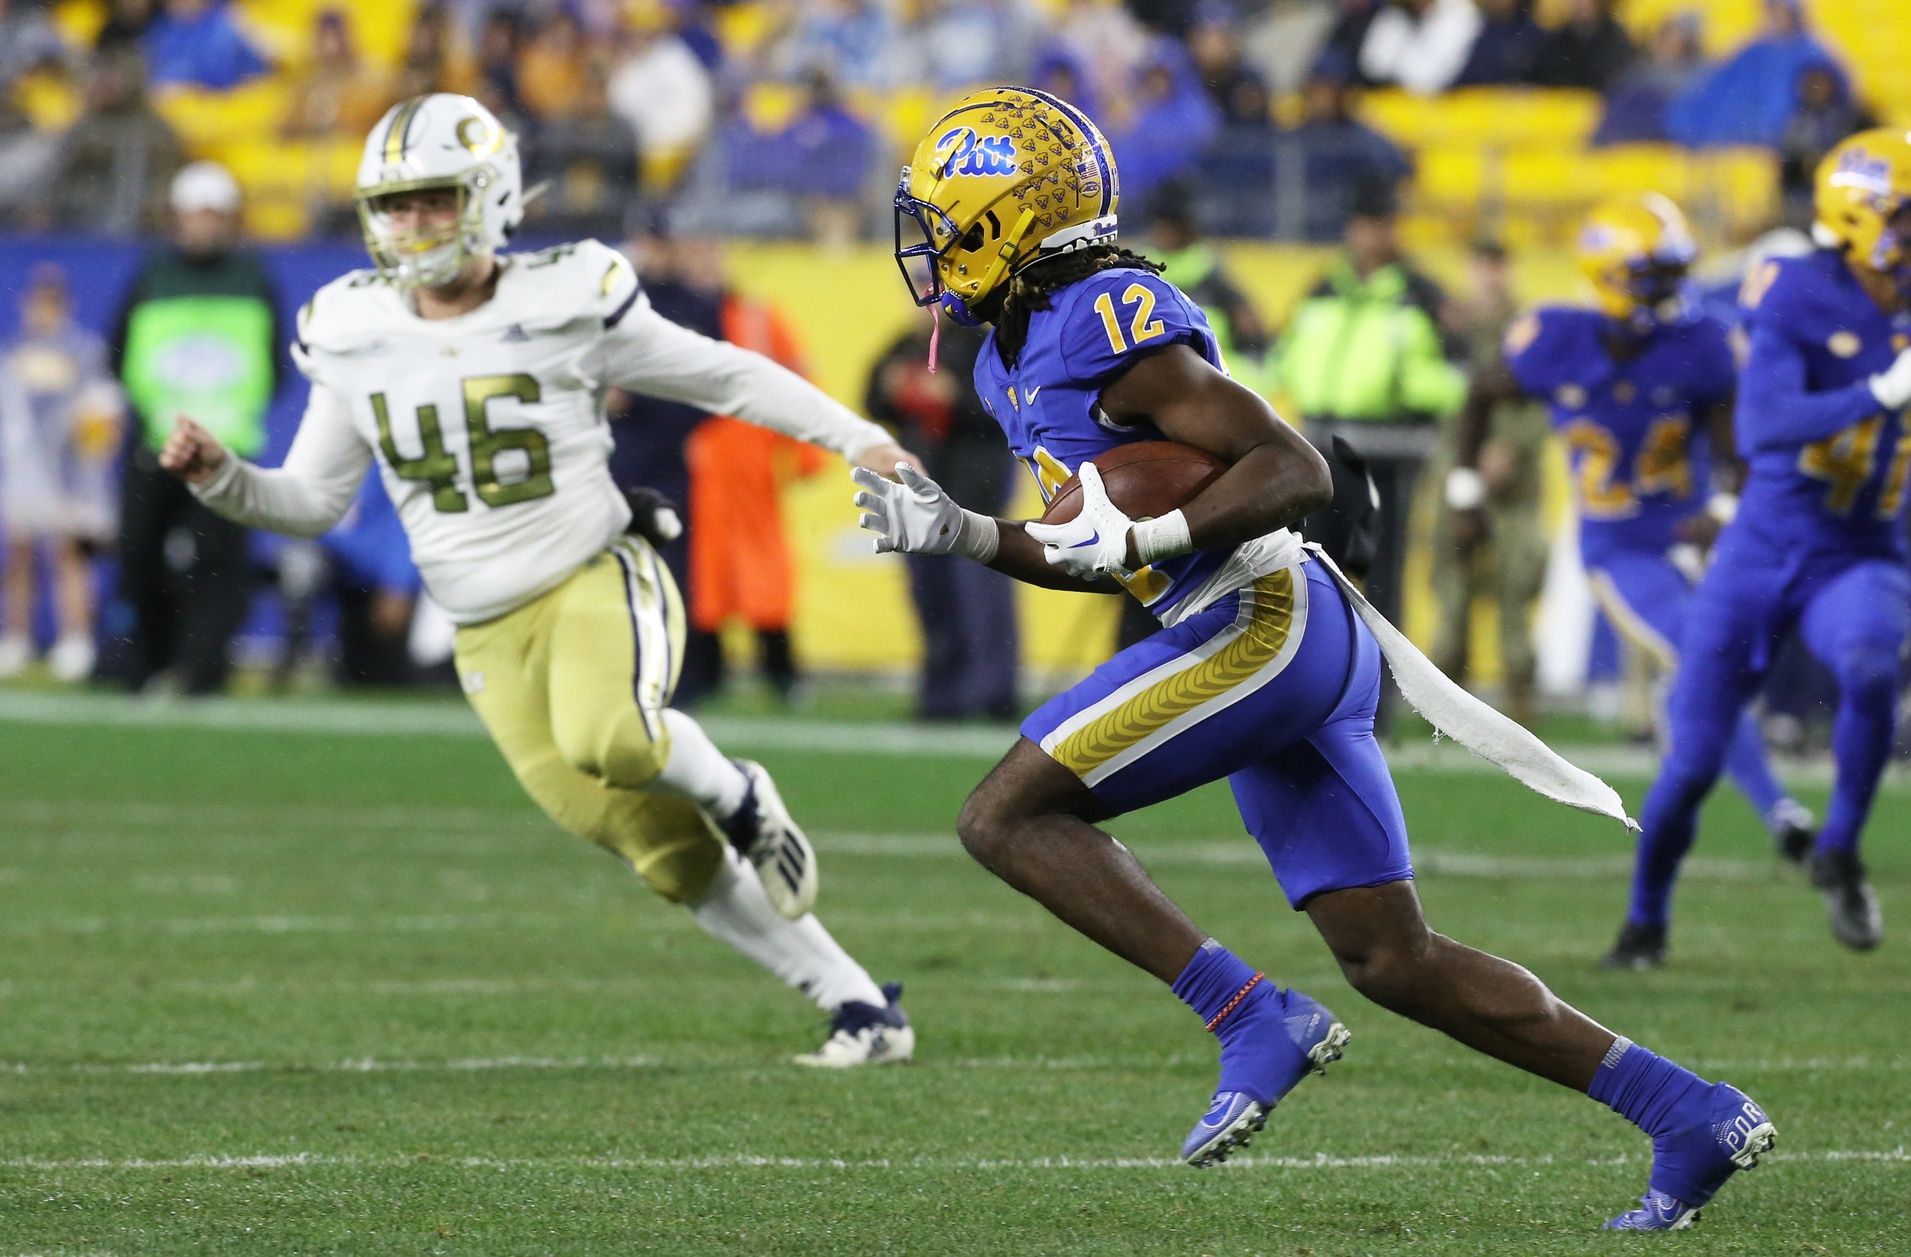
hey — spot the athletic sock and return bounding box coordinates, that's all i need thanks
[686,846,885,1011]
[1172,938,1267,1035]
[1587,1037,1709,1139]
[653,708,748,817]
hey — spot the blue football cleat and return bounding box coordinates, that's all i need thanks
[1181,984,1349,1167]
[1604,1083,1776,1230]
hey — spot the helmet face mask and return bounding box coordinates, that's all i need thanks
[359,179,479,290]
[356,94,522,291]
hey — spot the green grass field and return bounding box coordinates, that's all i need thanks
[1,692,1906,1255]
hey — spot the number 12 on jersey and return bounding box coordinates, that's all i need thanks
[1093,284,1166,355]
[373,373,556,513]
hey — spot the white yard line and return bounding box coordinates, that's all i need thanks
[7,690,1899,789]
[0,1148,1904,1173]
[2,1051,1899,1079]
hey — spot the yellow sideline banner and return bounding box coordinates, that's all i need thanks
[720,242,1584,677]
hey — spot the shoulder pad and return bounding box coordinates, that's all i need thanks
[1742,252,1841,330]
[1053,268,1211,385]
[296,267,409,354]
[503,238,642,329]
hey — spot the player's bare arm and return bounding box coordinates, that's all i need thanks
[1677,398,1743,548]
[1093,343,1330,567]
[1447,357,1521,549]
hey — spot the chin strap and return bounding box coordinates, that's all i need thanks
[926,301,941,374]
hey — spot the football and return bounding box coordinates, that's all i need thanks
[1039,441,1227,525]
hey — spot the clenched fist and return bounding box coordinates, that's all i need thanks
[158,415,229,486]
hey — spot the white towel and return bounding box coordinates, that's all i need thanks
[1309,546,1638,831]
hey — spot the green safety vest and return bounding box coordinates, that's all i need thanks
[1273,261,1467,424]
[119,254,277,458]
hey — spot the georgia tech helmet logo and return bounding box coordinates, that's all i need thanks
[457,115,504,157]
[935,126,1017,178]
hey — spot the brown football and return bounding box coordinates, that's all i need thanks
[1039,441,1226,525]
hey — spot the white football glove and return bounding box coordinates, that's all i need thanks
[1024,461,1133,579]
[851,464,998,560]
[1869,346,1911,410]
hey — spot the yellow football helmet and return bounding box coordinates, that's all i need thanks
[1813,127,1911,281]
[1575,193,1697,329]
[894,87,1119,325]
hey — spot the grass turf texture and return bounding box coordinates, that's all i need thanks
[1,698,1905,1254]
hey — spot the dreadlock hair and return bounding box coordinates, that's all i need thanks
[991,244,1164,369]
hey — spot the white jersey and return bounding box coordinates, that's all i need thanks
[193,239,888,624]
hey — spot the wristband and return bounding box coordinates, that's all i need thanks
[1444,467,1486,511]
[1706,492,1738,525]
[956,510,1000,563]
[1131,509,1193,566]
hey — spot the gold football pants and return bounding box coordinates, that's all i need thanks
[453,538,726,903]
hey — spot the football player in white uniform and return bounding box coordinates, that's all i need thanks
[159,93,917,1067]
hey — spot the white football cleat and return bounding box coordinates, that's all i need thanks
[0,634,30,679]
[719,759,818,920]
[795,983,914,1069]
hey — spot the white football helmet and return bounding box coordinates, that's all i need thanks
[356,93,523,289]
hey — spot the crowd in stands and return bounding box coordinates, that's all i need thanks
[0,0,1882,245]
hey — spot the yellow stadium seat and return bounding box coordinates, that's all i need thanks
[1362,88,1599,151]
[1413,146,1489,209]
[740,81,804,133]
[153,78,290,150]
[1584,145,1696,202]
[13,68,82,132]
[51,0,106,49]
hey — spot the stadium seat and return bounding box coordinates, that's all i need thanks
[152,79,289,149]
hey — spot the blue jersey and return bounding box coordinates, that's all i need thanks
[1726,248,1911,568]
[975,267,1229,619]
[1504,306,1733,566]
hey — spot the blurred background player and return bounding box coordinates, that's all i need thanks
[1452,194,1814,964]
[1429,237,1546,725]
[0,263,123,681]
[107,160,282,696]
[160,93,920,1066]
[1614,129,1911,958]
[868,87,1773,1231]
[864,318,1020,723]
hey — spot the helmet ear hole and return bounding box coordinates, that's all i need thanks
[960,224,985,251]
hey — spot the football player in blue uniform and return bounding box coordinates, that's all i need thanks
[1611,129,1911,958]
[855,87,1775,1230]
[1450,194,1814,970]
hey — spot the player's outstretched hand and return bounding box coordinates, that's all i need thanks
[851,440,925,479]
[158,415,229,486]
[1024,462,1133,578]
[1869,347,1911,410]
[852,463,970,555]
[620,485,683,548]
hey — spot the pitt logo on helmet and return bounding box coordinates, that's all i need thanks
[935,127,1018,178]
[895,87,1119,326]
[1814,127,1911,283]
